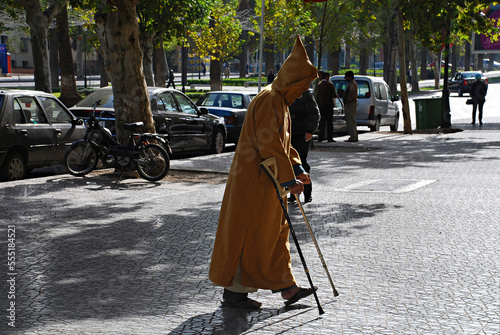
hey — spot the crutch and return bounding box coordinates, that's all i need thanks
[294,193,339,297]
[261,158,324,315]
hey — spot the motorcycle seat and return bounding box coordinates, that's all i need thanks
[123,122,144,130]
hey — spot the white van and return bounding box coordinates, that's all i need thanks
[330,75,400,131]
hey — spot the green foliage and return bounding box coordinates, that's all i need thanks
[254,0,314,53]
[136,0,212,43]
[398,0,500,53]
[190,0,243,61]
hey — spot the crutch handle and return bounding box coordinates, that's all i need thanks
[261,157,290,199]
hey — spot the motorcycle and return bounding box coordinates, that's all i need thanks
[64,100,171,182]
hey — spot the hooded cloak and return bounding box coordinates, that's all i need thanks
[209,36,318,290]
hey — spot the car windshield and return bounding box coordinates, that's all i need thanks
[76,89,114,108]
[332,80,371,99]
[199,93,244,108]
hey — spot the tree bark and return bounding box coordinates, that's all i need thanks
[397,11,412,134]
[57,5,81,107]
[19,0,67,93]
[488,53,495,71]
[464,40,471,71]
[420,46,427,80]
[383,14,398,97]
[76,28,84,80]
[408,31,419,92]
[95,0,154,144]
[305,35,315,67]
[330,46,341,75]
[140,30,155,87]
[239,30,248,78]
[451,43,458,76]
[98,52,108,87]
[153,32,167,87]
[359,42,368,75]
[264,38,274,76]
[477,53,484,71]
[429,51,441,89]
[210,58,222,91]
[345,44,351,69]
[49,28,59,89]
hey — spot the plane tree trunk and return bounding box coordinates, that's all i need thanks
[95,0,155,144]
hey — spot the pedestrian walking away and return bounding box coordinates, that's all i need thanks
[167,68,175,89]
[343,71,359,142]
[289,89,320,204]
[471,73,488,125]
[316,72,338,142]
[209,36,319,310]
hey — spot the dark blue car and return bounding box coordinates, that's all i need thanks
[196,91,256,144]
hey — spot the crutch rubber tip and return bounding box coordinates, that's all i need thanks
[318,306,325,315]
[333,289,339,297]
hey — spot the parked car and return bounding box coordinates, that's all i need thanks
[330,75,400,131]
[0,89,86,181]
[483,59,500,69]
[196,91,256,143]
[70,87,227,155]
[449,71,487,97]
[331,97,346,131]
[428,60,453,68]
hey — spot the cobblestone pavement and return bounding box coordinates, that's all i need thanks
[1,115,499,334]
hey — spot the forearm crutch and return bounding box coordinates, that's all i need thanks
[294,194,339,297]
[261,158,324,315]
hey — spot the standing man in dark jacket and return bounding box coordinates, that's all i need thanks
[471,73,488,125]
[289,90,320,203]
[316,72,338,142]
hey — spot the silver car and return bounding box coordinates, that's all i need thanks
[331,75,400,131]
[0,90,86,181]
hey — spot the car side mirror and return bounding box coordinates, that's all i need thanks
[72,118,84,126]
[392,95,399,102]
[199,107,209,115]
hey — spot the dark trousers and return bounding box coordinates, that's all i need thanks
[291,135,312,200]
[472,97,484,123]
[318,105,333,141]
[167,80,175,89]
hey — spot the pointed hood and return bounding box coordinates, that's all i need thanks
[272,36,318,105]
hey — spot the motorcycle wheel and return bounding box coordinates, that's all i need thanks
[136,143,170,181]
[64,142,98,176]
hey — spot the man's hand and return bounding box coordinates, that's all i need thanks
[296,172,311,185]
[288,180,304,194]
[304,133,313,142]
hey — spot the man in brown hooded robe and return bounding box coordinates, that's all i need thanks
[209,36,319,309]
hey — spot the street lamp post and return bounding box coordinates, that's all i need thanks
[84,28,87,89]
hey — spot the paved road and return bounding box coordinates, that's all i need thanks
[1,104,499,334]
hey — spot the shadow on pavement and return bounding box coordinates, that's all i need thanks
[167,303,323,335]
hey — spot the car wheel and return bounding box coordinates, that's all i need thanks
[210,128,225,154]
[390,113,399,132]
[1,152,26,181]
[458,88,463,97]
[369,117,381,132]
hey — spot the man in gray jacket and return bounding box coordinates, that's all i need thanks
[289,89,320,203]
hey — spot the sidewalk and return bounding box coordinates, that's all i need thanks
[1,119,499,334]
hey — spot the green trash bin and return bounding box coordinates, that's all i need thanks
[414,97,444,130]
